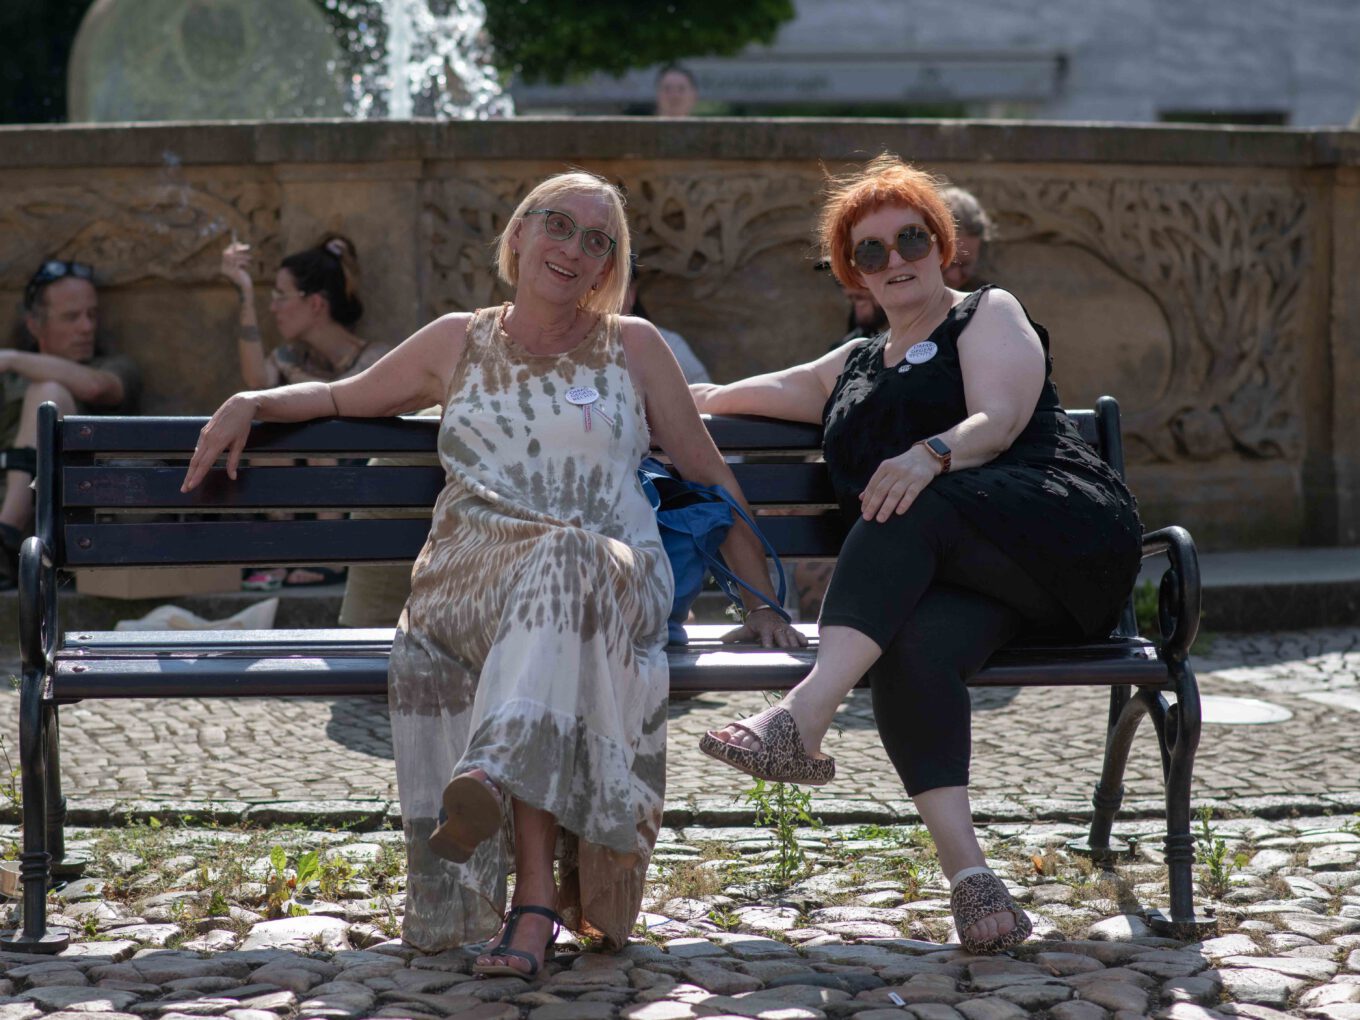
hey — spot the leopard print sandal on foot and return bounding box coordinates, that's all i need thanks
[698,706,835,786]
[950,868,1032,955]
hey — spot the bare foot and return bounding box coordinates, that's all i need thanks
[961,909,1015,947]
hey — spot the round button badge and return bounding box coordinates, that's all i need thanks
[898,340,939,374]
[905,341,938,365]
[565,386,600,406]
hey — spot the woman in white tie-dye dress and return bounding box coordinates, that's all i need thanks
[183,170,804,975]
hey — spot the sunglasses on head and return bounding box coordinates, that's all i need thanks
[24,259,95,309]
[850,225,937,275]
[524,209,617,259]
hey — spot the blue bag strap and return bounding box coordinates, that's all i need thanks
[695,483,790,624]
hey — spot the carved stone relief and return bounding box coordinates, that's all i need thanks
[969,177,1309,464]
[0,179,280,290]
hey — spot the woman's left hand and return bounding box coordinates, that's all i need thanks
[721,608,808,649]
[859,445,940,522]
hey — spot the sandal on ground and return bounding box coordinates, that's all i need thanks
[698,705,835,786]
[242,568,284,592]
[283,566,347,587]
[950,868,1033,955]
[428,771,502,863]
[473,904,561,978]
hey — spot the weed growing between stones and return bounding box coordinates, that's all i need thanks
[1195,804,1246,900]
[744,779,821,887]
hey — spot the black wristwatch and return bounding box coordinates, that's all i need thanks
[917,436,952,474]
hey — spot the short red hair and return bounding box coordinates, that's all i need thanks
[819,153,957,288]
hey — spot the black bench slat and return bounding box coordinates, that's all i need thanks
[64,465,444,510]
[64,519,436,567]
[59,414,824,456]
[62,462,836,511]
[64,513,848,566]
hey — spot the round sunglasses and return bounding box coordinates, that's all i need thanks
[524,209,616,259]
[850,225,937,275]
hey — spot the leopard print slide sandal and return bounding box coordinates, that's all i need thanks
[698,706,835,786]
[950,867,1033,954]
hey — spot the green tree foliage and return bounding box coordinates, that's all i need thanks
[483,0,796,84]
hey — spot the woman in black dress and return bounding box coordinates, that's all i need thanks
[693,154,1142,954]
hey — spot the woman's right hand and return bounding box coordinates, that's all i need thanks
[181,393,259,492]
[220,242,254,295]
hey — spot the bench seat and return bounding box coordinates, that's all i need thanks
[51,625,1166,701]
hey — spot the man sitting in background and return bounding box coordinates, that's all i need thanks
[1,259,141,585]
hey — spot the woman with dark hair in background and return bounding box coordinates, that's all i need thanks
[221,233,388,390]
[220,234,391,588]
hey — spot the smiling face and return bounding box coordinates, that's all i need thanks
[27,277,98,362]
[848,205,949,316]
[512,191,617,309]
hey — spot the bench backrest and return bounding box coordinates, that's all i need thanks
[35,397,1125,571]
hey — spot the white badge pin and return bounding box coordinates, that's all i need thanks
[565,385,615,432]
[899,339,938,373]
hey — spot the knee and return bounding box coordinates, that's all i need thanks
[22,381,77,414]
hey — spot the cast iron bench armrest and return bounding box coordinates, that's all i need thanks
[1140,526,1201,661]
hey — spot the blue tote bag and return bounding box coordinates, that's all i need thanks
[637,457,790,646]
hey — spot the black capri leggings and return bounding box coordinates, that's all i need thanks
[819,487,1075,796]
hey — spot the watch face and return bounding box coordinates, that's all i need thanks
[926,437,950,457]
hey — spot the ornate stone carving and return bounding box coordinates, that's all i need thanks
[422,170,824,313]
[423,177,520,315]
[972,176,1309,463]
[626,173,821,293]
[0,179,279,288]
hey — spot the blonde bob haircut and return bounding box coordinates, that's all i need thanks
[494,170,631,317]
[818,153,956,289]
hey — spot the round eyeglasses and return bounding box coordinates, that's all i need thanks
[524,209,617,259]
[850,225,937,275]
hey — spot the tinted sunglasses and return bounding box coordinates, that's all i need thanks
[850,225,937,275]
[524,209,616,259]
[24,259,94,310]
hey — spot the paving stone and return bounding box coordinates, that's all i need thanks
[1220,955,1339,980]
[1047,1002,1108,1020]
[101,924,182,947]
[1196,934,1263,959]
[18,986,141,1012]
[990,982,1073,1009]
[237,916,351,952]
[1035,952,1106,975]
[1299,983,1360,1007]
[1076,979,1150,1013]
[1088,915,1154,941]
[1163,973,1225,1005]
[1210,968,1308,1007]
[680,964,762,995]
[665,939,731,960]
[903,1006,964,1020]
[953,1004,1029,1020]
[710,935,796,959]
[1278,915,1360,940]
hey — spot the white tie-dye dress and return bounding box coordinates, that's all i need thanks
[388,304,674,952]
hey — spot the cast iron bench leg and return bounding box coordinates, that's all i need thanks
[0,667,69,952]
[1146,655,1216,937]
[1069,684,1138,862]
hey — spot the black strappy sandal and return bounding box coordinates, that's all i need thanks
[472,905,562,978]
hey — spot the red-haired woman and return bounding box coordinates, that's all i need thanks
[693,153,1142,954]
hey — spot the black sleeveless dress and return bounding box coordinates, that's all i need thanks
[821,286,1142,639]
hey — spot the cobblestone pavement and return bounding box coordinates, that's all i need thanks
[3,629,1359,823]
[1,813,1359,1019]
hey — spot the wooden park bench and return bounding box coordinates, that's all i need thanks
[5,396,1207,953]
